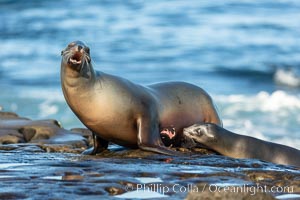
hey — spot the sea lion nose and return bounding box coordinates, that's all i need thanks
[183,128,188,134]
[77,45,83,52]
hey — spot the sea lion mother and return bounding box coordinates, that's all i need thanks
[61,41,221,155]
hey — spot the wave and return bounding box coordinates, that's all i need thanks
[215,65,300,90]
[215,67,273,79]
[274,68,300,88]
[215,90,300,149]
[217,90,300,112]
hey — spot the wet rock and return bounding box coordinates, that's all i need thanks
[0,144,20,151]
[0,192,28,200]
[0,111,88,153]
[98,148,156,158]
[177,147,190,152]
[0,129,25,144]
[39,144,84,154]
[245,170,300,193]
[105,186,125,195]
[1,111,300,199]
[0,111,28,120]
[62,174,84,181]
[70,128,93,138]
[192,147,216,155]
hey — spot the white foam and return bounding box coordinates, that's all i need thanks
[272,137,300,150]
[276,194,300,199]
[180,165,224,174]
[0,163,32,170]
[19,89,64,101]
[217,90,300,113]
[135,177,163,184]
[18,89,65,118]
[1,39,61,58]
[42,176,63,180]
[181,170,217,174]
[274,68,300,87]
[38,100,59,118]
[258,91,300,111]
[115,190,168,199]
[215,90,300,149]
[0,176,16,179]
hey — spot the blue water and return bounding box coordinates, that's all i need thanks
[1,0,300,149]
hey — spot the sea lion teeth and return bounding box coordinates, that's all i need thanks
[69,58,82,65]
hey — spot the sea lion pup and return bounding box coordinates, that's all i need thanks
[60,41,222,155]
[183,123,300,167]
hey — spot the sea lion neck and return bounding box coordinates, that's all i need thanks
[61,60,99,89]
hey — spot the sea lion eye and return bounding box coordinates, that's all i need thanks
[68,42,76,48]
[196,128,203,136]
[85,47,90,54]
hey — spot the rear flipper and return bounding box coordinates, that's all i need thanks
[83,132,108,155]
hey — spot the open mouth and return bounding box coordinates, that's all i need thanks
[68,51,82,65]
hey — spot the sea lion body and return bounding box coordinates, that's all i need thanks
[183,123,300,167]
[61,41,221,155]
[66,77,218,148]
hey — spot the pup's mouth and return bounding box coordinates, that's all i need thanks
[68,51,82,65]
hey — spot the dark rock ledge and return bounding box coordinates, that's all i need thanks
[0,111,299,200]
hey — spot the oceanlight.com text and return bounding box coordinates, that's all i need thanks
[125,183,294,195]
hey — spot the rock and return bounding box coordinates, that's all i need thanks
[0,192,28,200]
[0,111,25,119]
[0,110,299,199]
[105,186,125,195]
[0,129,25,144]
[0,111,89,153]
[70,128,94,146]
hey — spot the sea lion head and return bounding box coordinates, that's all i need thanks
[183,123,217,145]
[61,41,92,77]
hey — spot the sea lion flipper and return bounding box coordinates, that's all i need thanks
[137,118,181,156]
[139,145,183,156]
[83,132,108,155]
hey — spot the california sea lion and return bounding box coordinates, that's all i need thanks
[60,41,221,155]
[183,123,300,167]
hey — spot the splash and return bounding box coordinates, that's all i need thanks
[215,90,300,149]
[274,68,300,88]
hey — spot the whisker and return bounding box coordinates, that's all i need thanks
[86,55,91,63]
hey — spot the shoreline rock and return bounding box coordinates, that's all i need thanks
[0,111,89,153]
[0,111,299,199]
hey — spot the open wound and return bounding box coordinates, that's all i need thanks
[160,127,176,139]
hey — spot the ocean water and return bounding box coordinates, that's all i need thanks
[0,0,299,149]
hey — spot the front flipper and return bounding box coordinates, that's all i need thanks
[136,117,182,156]
[139,143,183,156]
[83,132,108,155]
